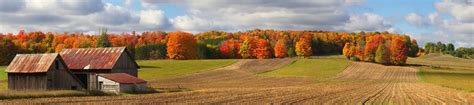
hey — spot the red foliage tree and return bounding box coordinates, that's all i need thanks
[390,37,408,65]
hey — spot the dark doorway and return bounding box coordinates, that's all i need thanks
[75,74,88,89]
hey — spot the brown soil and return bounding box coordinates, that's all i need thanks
[1,60,473,104]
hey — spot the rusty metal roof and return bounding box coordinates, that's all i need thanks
[60,47,136,71]
[98,73,147,84]
[6,53,59,73]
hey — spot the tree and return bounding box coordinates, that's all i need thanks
[254,38,272,59]
[343,43,356,59]
[166,32,198,60]
[0,40,17,65]
[446,43,455,52]
[274,39,287,58]
[295,37,312,58]
[390,37,408,65]
[375,44,389,64]
[219,39,240,59]
[96,28,111,47]
[408,39,419,57]
[239,37,255,58]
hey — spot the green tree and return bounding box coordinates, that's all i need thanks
[96,28,111,47]
[375,44,388,64]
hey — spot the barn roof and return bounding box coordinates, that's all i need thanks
[59,47,138,71]
[6,53,60,73]
[98,73,146,84]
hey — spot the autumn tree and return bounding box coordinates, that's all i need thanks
[254,38,272,59]
[295,37,312,58]
[166,32,198,60]
[390,37,408,65]
[274,39,287,58]
[219,39,240,59]
[343,43,356,59]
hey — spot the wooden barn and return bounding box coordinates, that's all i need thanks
[59,47,140,90]
[6,53,84,90]
[97,73,148,93]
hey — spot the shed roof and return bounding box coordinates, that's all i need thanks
[59,47,138,71]
[6,53,60,73]
[98,73,146,84]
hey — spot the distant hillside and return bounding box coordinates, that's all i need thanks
[419,53,473,62]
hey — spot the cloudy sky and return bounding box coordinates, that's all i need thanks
[0,0,472,47]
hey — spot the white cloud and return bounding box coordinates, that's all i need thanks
[94,3,133,25]
[402,0,474,47]
[343,13,395,33]
[148,0,399,33]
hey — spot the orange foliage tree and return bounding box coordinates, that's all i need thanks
[274,39,287,58]
[166,32,198,60]
[342,43,356,59]
[254,38,272,59]
[295,37,312,58]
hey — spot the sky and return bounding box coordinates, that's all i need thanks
[0,0,472,47]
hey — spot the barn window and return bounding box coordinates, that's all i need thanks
[71,86,77,90]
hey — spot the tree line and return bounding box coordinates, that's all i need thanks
[424,41,474,59]
[0,29,419,65]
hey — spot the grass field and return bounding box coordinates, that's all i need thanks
[137,59,237,80]
[259,58,350,81]
[408,53,474,71]
[418,67,474,92]
[0,66,6,80]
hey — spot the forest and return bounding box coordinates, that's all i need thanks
[0,29,420,65]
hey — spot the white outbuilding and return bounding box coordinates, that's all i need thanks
[97,73,148,93]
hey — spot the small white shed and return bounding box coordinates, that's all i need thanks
[97,73,148,93]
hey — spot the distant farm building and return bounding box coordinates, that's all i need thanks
[97,73,148,93]
[6,54,83,90]
[60,47,140,90]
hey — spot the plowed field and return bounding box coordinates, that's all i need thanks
[1,59,473,104]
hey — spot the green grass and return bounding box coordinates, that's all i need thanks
[418,67,474,92]
[137,59,237,80]
[0,66,6,80]
[259,58,351,81]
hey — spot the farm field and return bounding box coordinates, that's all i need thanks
[418,67,474,92]
[1,56,474,104]
[137,59,237,80]
[259,58,350,81]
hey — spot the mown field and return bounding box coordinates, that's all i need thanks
[259,58,350,81]
[409,53,474,92]
[137,59,237,80]
[418,67,474,92]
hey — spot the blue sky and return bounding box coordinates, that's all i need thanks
[0,0,472,47]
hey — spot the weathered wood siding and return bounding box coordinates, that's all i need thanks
[8,73,47,90]
[97,76,120,93]
[112,52,138,77]
[8,58,84,90]
[46,59,84,90]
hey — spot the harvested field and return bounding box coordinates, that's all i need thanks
[1,59,473,104]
